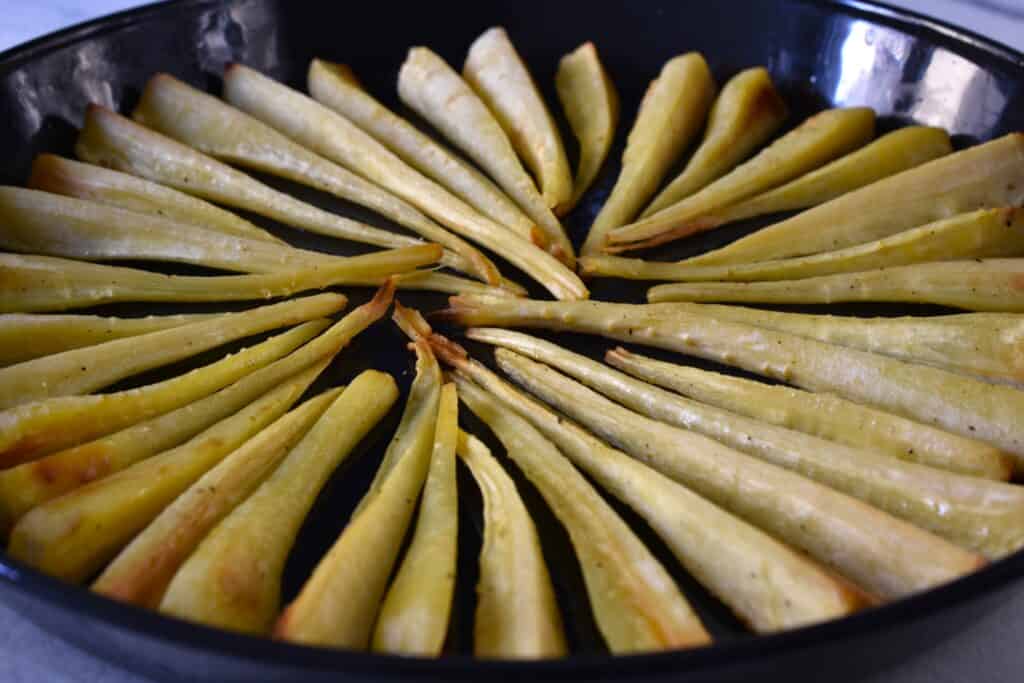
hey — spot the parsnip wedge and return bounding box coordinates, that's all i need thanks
[554,41,619,213]
[274,328,440,648]
[0,246,435,313]
[641,67,787,217]
[7,362,324,582]
[457,375,711,653]
[398,47,575,265]
[222,64,580,300]
[0,322,327,532]
[607,348,1012,481]
[647,304,1024,387]
[473,330,1024,558]
[0,312,213,366]
[433,346,865,631]
[308,59,536,243]
[682,133,1024,266]
[647,258,1024,311]
[92,388,341,609]
[75,106,474,280]
[456,430,567,658]
[660,125,952,228]
[0,283,389,470]
[581,53,716,256]
[608,107,877,250]
[584,207,1024,282]
[159,370,398,634]
[0,292,344,411]
[440,296,1024,468]
[133,73,497,285]
[464,27,573,214]
[372,383,458,656]
[28,153,285,245]
[494,349,984,599]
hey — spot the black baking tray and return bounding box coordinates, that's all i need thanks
[1,1,1023,681]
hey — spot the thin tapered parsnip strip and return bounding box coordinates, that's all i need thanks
[474,330,1024,558]
[159,370,399,634]
[431,345,865,632]
[457,375,711,653]
[274,330,440,648]
[608,107,877,250]
[74,105,474,279]
[662,125,952,228]
[92,388,341,609]
[0,292,344,410]
[440,296,1024,468]
[456,430,567,658]
[606,348,1012,480]
[581,53,716,256]
[641,67,787,217]
[0,312,214,366]
[0,322,328,532]
[0,246,435,313]
[28,153,285,245]
[682,133,1024,266]
[133,73,496,285]
[554,41,619,213]
[647,258,1024,311]
[494,349,984,599]
[372,383,458,656]
[308,59,536,243]
[464,27,573,214]
[7,362,324,582]
[584,207,1024,282]
[0,283,388,470]
[399,47,573,264]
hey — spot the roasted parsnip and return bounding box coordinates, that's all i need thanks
[494,349,984,598]
[0,292,344,410]
[554,41,619,213]
[608,107,876,250]
[464,27,573,213]
[641,67,787,217]
[681,132,1024,266]
[647,259,1024,311]
[7,362,323,582]
[399,47,574,264]
[456,431,567,658]
[584,207,1024,282]
[581,53,716,256]
[457,375,712,653]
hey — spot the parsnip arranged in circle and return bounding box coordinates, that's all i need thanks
[647,259,1024,312]
[398,47,575,266]
[607,107,877,251]
[456,374,712,653]
[554,42,619,213]
[464,27,573,214]
[92,387,342,609]
[0,292,344,411]
[642,67,787,217]
[160,370,398,634]
[494,349,985,599]
[581,53,716,256]
[585,207,1024,282]
[308,59,537,244]
[682,133,1024,267]
[456,430,567,659]
[28,154,285,245]
[7,361,324,583]
[431,341,866,631]
[0,312,214,366]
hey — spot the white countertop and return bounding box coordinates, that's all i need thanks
[1,1,1023,682]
